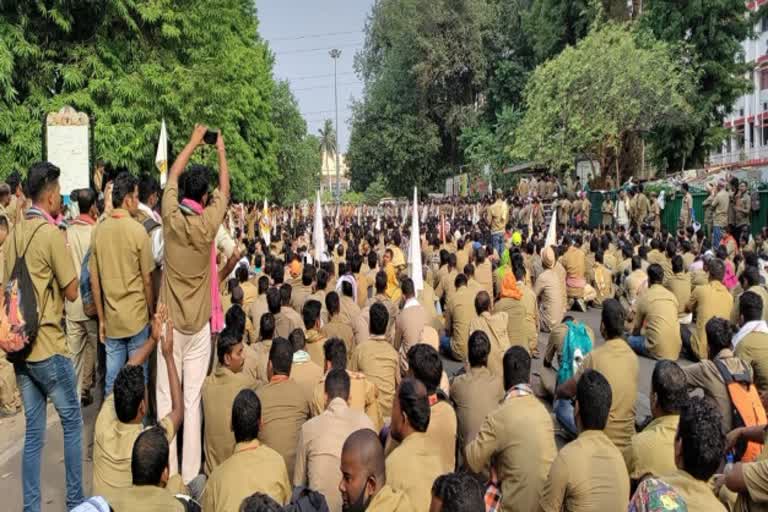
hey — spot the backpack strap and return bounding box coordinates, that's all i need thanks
[142,217,161,234]
[714,358,752,386]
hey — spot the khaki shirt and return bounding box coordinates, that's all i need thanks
[713,189,730,226]
[577,338,638,453]
[305,290,329,324]
[290,357,324,403]
[735,331,768,395]
[339,295,362,329]
[290,283,312,314]
[161,180,227,334]
[733,286,768,324]
[90,209,154,338]
[445,285,477,361]
[202,367,254,475]
[322,317,356,357]
[735,192,752,226]
[108,485,184,512]
[247,294,268,339]
[467,394,557,512]
[256,378,311,478]
[92,394,175,499]
[475,260,494,302]
[665,272,692,317]
[275,305,304,339]
[367,294,399,342]
[350,335,400,418]
[450,367,504,446]
[304,329,327,368]
[534,269,566,333]
[627,414,679,480]
[65,220,94,321]
[468,311,510,377]
[436,268,458,302]
[243,339,271,386]
[688,281,733,361]
[294,398,375,512]
[385,432,445,511]
[4,216,77,362]
[202,440,291,511]
[736,428,768,511]
[538,430,630,512]
[395,302,427,369]
[660,469,727,511]
[366,485,416,512]
[311,369,383,431]
[634,284,681,359]
[495,284,538,351]
[488,199,509,234]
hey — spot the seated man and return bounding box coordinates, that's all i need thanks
[301,299,327,367]
[339,429,414,511]
[627,360,686,484]
[107,428,185,511]
[627,263,682,360]
[429,472,485,512]
[733,291,768,396]
[466,347,556,512]
[443,273,476,362]
[467,291,509,376]
[539,316,595,399]
[321,291,355,357]
[202,389,291,510]
[202,328,253,476]
[93,309,184,501]
[539,370,630,511]
[243,312,274,386]
[288,328,323,403]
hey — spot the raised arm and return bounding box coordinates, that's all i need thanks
[167,125,207,186]
[215,130,230,200]
[126,306,166,367]
[160,314,184,433]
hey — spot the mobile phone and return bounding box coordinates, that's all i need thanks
[203,129,218,145]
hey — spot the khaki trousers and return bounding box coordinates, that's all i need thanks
[66,317,98,396]
[156,323,211,484]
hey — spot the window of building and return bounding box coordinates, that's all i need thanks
[762,16,768,32]
[740,108,745,117]
[761,70,768,90]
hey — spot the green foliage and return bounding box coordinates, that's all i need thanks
[513,24,692,175]
[0,0,278,200]
[460,106,523,171]
[363,175,389,204]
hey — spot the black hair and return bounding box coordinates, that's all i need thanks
[401,277,415,298]
[467,330,490,368]
[601,299,625,339]
[225,305,246,342]
[323,337,347,370]
[739,291,763,323]
[503,346,531,390]
[6,170,21,194]
[341,280,354,298]
[705,317,732,357]
[302,265,316,286]
[431,472,485,512]
[369,302,389,336]
[260,312,275,340]
[464,264,475,277]
[138,174,160,204]
[455,273,468,288]
[266,288,281,315]
[280,283,292,306]
[268,337,293,376]
[672,255,683,274]
[677,397,725,481]
[474,291,491,315]
[217,330,242,366]
[407,344,442,394]
[73,188,97,214]
[27,162,60,201]
[232,389,262,443]
[708,258,725,281]
[325,291,340,315]
[325,368,351,402]
[239,493,283,512]
[740,266,761,288]
[631,255,642,271]
[375,271,387,294]
[131,427,169,486]
[647,263,664,286]
[236,265,249,284]
[651,360,687,415]
[303,299,322,330]
[398,378,430,432]
[181,164,211,203]
[258,275,270,295]
[112,172,139,207]
[113,364,145,423]
[289,328,306,353]
[576,369,612,431]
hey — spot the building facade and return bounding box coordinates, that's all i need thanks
[320,149,350,194]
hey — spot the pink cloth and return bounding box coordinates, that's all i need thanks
[181,198,224,333]
[724,260,738,290]
[566,275,587,289]
[28,205,57,225]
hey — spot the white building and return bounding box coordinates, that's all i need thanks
[320,149,350,193]
[710,4,768,167]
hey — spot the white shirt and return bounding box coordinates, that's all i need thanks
[139,202,164,266]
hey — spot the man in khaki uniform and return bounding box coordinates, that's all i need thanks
[628,264,681,360]
[540,370,630,511]
[495,263,538,355]
[201,331,254,476]
[444,274,477,361]
[734,291,768,395]
[350,303,400,418]
[394,278,427,371]
[467,347,556,512]
[243,313,274,387]
[255,339,311,479]
[474,248,494,305]
[385,378,444,511]
[733,267,768,324]
[634,185,651,227]
[274,284,304,339]
[294,369,374,512]
[487,191,508,258]
[157,126,230,483]
[339,429,415,512]
[685,258,733,361]
[627,361,685,482]
[288,329,324,403]
[435,253,458,304]
[65,188,99,403]
[202,389,291,510]
[557,300,638,454]
[339,282,362,329]
[539,317,595,398]
[705,180,730,248]
[665,255,692,322]
[305,268,330,325]
[90,172,155,395]
[321,291,355,356]
[535,247,566,333]
[311,338,382,430]
[366,271,399,341]
[679,183,693,228]
[561,236,587,300]
[468,291,509,377]
[247,276,270,340]
[450,331,504,447]
[300,299,327,367]
[290,266,314,313]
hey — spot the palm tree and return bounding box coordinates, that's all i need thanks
[318,119,337,190]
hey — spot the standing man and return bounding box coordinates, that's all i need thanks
[5,162,82,511]
[65,188,99,406]
[706,180,730,249]
[601,193,614,229]
[734,180,752,242]
[90,172,155,395]
[679,183,693,230]
[487,191,508,260]
[157,125,230,484]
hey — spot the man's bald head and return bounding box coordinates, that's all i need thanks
[341,428,385,481]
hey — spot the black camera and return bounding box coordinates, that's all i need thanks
[203,129,219,145]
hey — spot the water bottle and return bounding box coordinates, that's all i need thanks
[725,453,735,475]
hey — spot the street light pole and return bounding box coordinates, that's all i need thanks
[330,48,342,203]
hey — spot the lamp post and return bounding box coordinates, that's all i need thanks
[329,48,342,203]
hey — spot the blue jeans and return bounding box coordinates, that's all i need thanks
[105,325,149,395]
[712,225,723,250]
[554,398,578,437]
[627,335,652,358]
[491,232,504,260]
[15,355,83,512]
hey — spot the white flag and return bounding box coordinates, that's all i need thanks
[259,199,271,247]
[155,119,169,187]
[376,210,381,231]
[409,187,423,292]
[314,191,328,262]
[545,208,557,249]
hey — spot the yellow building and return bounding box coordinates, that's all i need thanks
[321,149,350,193]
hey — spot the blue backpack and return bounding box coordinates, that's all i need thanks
[79,249,96,317]
[557,320,593,385]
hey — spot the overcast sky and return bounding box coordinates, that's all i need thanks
[257,1,375,153]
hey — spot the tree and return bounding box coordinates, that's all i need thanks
[513,24,692,180]
[317,119,337,177]
[0,0,277,199]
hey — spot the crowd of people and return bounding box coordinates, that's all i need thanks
[2,123,768,512]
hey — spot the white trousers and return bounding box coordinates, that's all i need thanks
[156,323,211,484]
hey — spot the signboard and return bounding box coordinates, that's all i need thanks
[45,106,90,195]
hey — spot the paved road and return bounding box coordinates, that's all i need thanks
[0,307,656,511]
